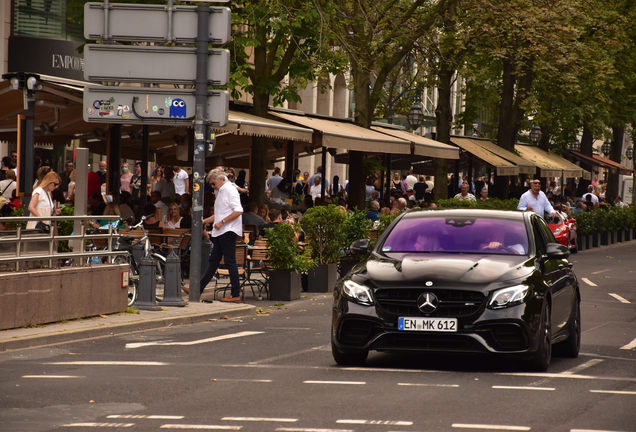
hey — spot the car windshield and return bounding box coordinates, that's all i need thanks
[544,213,563,225]
[380,216,529,255]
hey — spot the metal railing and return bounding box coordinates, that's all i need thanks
[0,215,126,271]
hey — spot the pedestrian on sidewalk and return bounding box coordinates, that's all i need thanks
[196,168,243,302]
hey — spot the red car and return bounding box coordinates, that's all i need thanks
[547,212,578,253]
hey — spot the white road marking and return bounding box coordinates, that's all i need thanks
[493,386,555,391]
[277,429,353,432]
[265,327,311,330]
[48,361,169,366]
[581,278,597,286]
[608,293,631,304]
[590,390,636,395]
[452,424,530,431]
[562,359,604,375]
[500,373,636,383]
[160,426,241,430]
[22,375,84,379]
[63,423,134,428]
[126,331,264,349]
[398,383,459,387]
[337,420,413,426]
[249,345,327,365]
[214,379,272,383]
[304,381,365,385]
[591,269,611,275]
[108,415,184,419]
[620,337,636,350]
[572,429,635,432]
[222,417,297,422]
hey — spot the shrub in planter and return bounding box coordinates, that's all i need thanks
[265,222,314,300]
[302,204,348,265]
[340,210,373,276]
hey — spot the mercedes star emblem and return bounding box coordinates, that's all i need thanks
[417,292,439,313]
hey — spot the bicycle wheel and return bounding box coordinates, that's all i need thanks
[152,253,167,301]
[115,255,138,307]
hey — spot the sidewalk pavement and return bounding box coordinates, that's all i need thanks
[0,280,263,352]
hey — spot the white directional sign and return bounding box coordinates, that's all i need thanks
[84,45,230,85]
[83,86,229,126]
[84,3,231,44]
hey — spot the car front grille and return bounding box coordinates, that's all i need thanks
[374,288,485,318]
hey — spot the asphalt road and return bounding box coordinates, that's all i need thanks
[1,242,635,432]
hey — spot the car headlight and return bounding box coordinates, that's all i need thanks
[488,284,530,309]
[343,280,374,306]
[552,226,565,235]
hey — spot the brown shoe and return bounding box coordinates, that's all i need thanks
[220,295,242,302]
[182,286,190,294]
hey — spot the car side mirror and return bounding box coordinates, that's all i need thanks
[546,242,570,259]
[350,239,370,256]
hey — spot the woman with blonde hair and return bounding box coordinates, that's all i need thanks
[164,202,183,228]
[120,163,132,193]
[27,171,61,231]
[258,204,271,223]
[67,170,77,203]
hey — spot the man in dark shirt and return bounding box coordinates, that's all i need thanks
[242,201,266,241]
[474,176,485,199]
[88,192,106,216]
[413,175,428,203]
[96,160,107,186]
[59,160,74,193]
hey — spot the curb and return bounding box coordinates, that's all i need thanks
[0,304,257,352]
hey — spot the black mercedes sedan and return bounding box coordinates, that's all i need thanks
[332,209,581,371]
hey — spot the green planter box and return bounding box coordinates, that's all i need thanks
[617,230,625,243]
[611,231,617,244]
[577,235,586,251]
[601,232,610,246]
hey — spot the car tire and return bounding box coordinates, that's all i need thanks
[554,299,581,358]
[331,332,368,366]
[528,302,552,372]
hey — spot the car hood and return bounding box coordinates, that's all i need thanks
[365,253,532,284]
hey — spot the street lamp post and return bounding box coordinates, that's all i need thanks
[570,139,581,152]
[602,139,612,157]
[407,94,425,133]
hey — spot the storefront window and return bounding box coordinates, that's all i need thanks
[13,0,84,42]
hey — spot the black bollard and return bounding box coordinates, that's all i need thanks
[135,256,162,311]
[159,248,187,307]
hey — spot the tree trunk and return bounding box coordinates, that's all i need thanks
[349,65,373,210]
[607,125,624,201]
[435,63,455,201]
[250,91,271,206]
[576,120,594,197]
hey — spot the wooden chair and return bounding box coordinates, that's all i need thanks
[214,244,256,300]
[246,247,270,299]
[146,227,164,247]
[161,228,191,256]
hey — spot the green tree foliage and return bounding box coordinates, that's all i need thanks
[302,204,348,264]
[264,222,314,272]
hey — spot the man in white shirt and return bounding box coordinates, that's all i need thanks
[405,170,417,191]
[309,175,323,203]
[196,168,243,302]
[150,191,169,220]
[581,185,599,210]
[517,179,556,219]
[425,175,434,193]
[172,166,189,196]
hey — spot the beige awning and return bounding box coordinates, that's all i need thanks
[463,137,538,174]
[372,126,459,159]
[451,137,519,176]
[515,145,590,179]
[270,112,412,154]
[215,111,313,143]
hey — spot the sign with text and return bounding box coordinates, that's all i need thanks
[84,45,229,85]
[84,3,231,44]
[83,86,229,126]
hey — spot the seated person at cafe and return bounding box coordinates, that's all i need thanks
[242,201,266,239]
[259,208,299,241]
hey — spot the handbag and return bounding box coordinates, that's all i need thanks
[35,221,51,233]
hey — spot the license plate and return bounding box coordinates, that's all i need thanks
[398,317,457,332]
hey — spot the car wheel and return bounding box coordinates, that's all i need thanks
[528,302,552,372]
[331,331,368,366]
[554,299,581,358]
